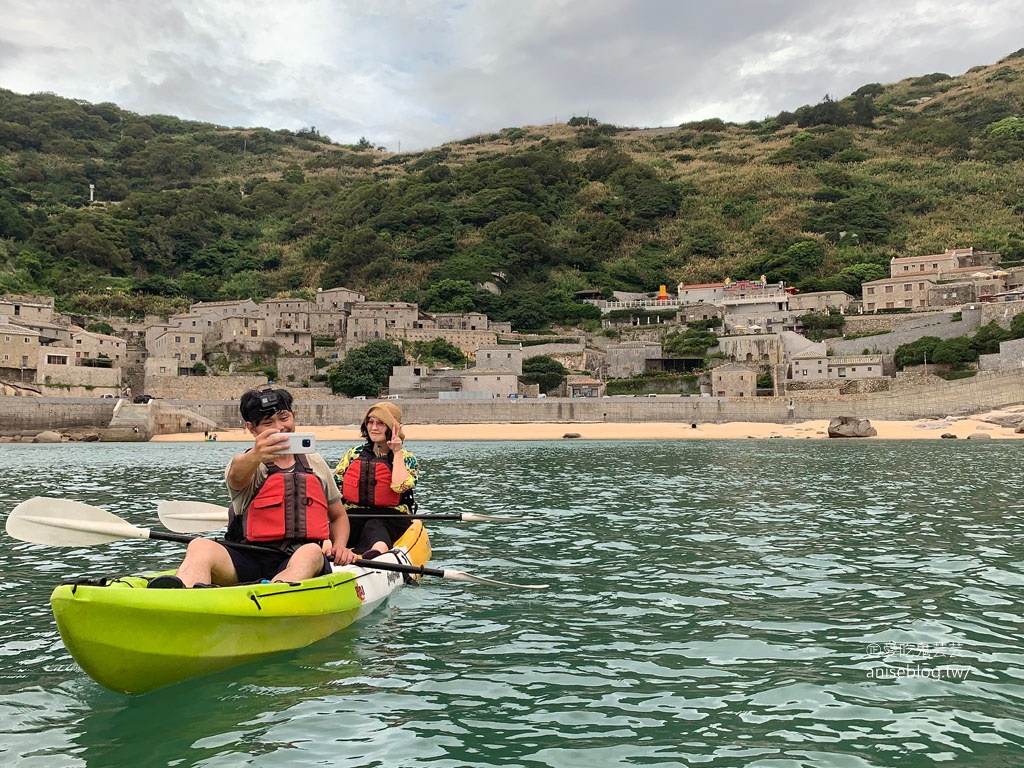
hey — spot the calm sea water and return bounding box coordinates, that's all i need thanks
[1,439,1023,767]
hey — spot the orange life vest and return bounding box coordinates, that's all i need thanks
[341,446,402,508]
[243,454,331,543]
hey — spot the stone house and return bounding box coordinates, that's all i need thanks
[458,367,518,397]
[432,312,491,331]
[219,314,268,352]
[861,276,937,312]
[346,302,424,349]
[717,333,783,365]
[790,351,887,382]
[675,303,723,326]
[711,362,758,398]
[890,247,1000,278]
[315,287,365,311]
[474,344,523,374]
[566,374,604,398]
[71,329,126,366]
[0,321,40,382]
[190,299,260,322]
[261,298,314,355]
[168,312,221,345]
[0,294,56,324]
[607,341,662,378]
[147,328,204,372]
[788,291,857,314]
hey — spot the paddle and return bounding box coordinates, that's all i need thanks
[6,497,548,590]
[157,500,529,534]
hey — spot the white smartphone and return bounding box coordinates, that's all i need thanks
[272,432,316,454]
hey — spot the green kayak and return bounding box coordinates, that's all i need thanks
[50,520,431,694]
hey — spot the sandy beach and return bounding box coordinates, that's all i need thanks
[152,412,1024,442]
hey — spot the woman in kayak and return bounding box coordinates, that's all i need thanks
[333,402,419,559]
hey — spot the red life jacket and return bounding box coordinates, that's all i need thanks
[342,446,402,508]
[243,454,331,543]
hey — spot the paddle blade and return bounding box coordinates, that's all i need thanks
[7,497,148,546]
[441,569,549,590]
[157,500,230,533]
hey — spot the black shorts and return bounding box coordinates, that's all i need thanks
[225,544,332,583]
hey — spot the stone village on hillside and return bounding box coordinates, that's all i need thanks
[3,247,1024,403]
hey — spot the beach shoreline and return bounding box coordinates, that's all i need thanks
[152,413,1024,442]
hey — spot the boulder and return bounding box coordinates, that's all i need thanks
[827,416,877,438]
[980,413,1024,429]
[967,432,993,439]
[940,433,958,439]
[562,432,582,439]
[34,430,63,443]
[64,428,102,442]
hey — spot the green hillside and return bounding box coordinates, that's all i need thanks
[1,49,1023,330]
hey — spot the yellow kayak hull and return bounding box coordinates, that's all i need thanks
[50,520,430,694]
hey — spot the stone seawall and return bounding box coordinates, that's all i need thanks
[0,398,115,432]
[4,370,1024,435]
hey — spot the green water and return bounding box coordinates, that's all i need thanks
[1,439,1023,767]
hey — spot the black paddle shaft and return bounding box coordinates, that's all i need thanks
[148,531,444,578]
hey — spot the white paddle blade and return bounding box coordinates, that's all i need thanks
[6,497,150,546]
[442,569,549,589]
[157,500,230,533]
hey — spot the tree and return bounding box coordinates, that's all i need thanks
[423,279,477,313]
[408,338,467,367]
[932,337,976,367]
[663,328,718,357]
[969,322,1011,355]
[894,336,943,369]
[327,340,406,397]
[521,356,568,394]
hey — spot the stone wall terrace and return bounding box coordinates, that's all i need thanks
[4,369,1024,434]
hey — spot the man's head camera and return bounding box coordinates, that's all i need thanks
[241,388,293,424]
[258,390,283,418]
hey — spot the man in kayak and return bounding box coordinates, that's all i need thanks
[150,387,359,588]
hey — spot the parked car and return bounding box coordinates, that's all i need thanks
[133,394,156,404]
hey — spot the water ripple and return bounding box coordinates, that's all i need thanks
[1,440,1023,766]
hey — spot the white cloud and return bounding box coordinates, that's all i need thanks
[0,0,1021,150]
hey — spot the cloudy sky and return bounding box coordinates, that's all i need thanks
[2,0,1022,151]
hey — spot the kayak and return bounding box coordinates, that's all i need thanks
[49,520,431,695]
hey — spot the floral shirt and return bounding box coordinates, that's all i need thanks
[333,444,418,514]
